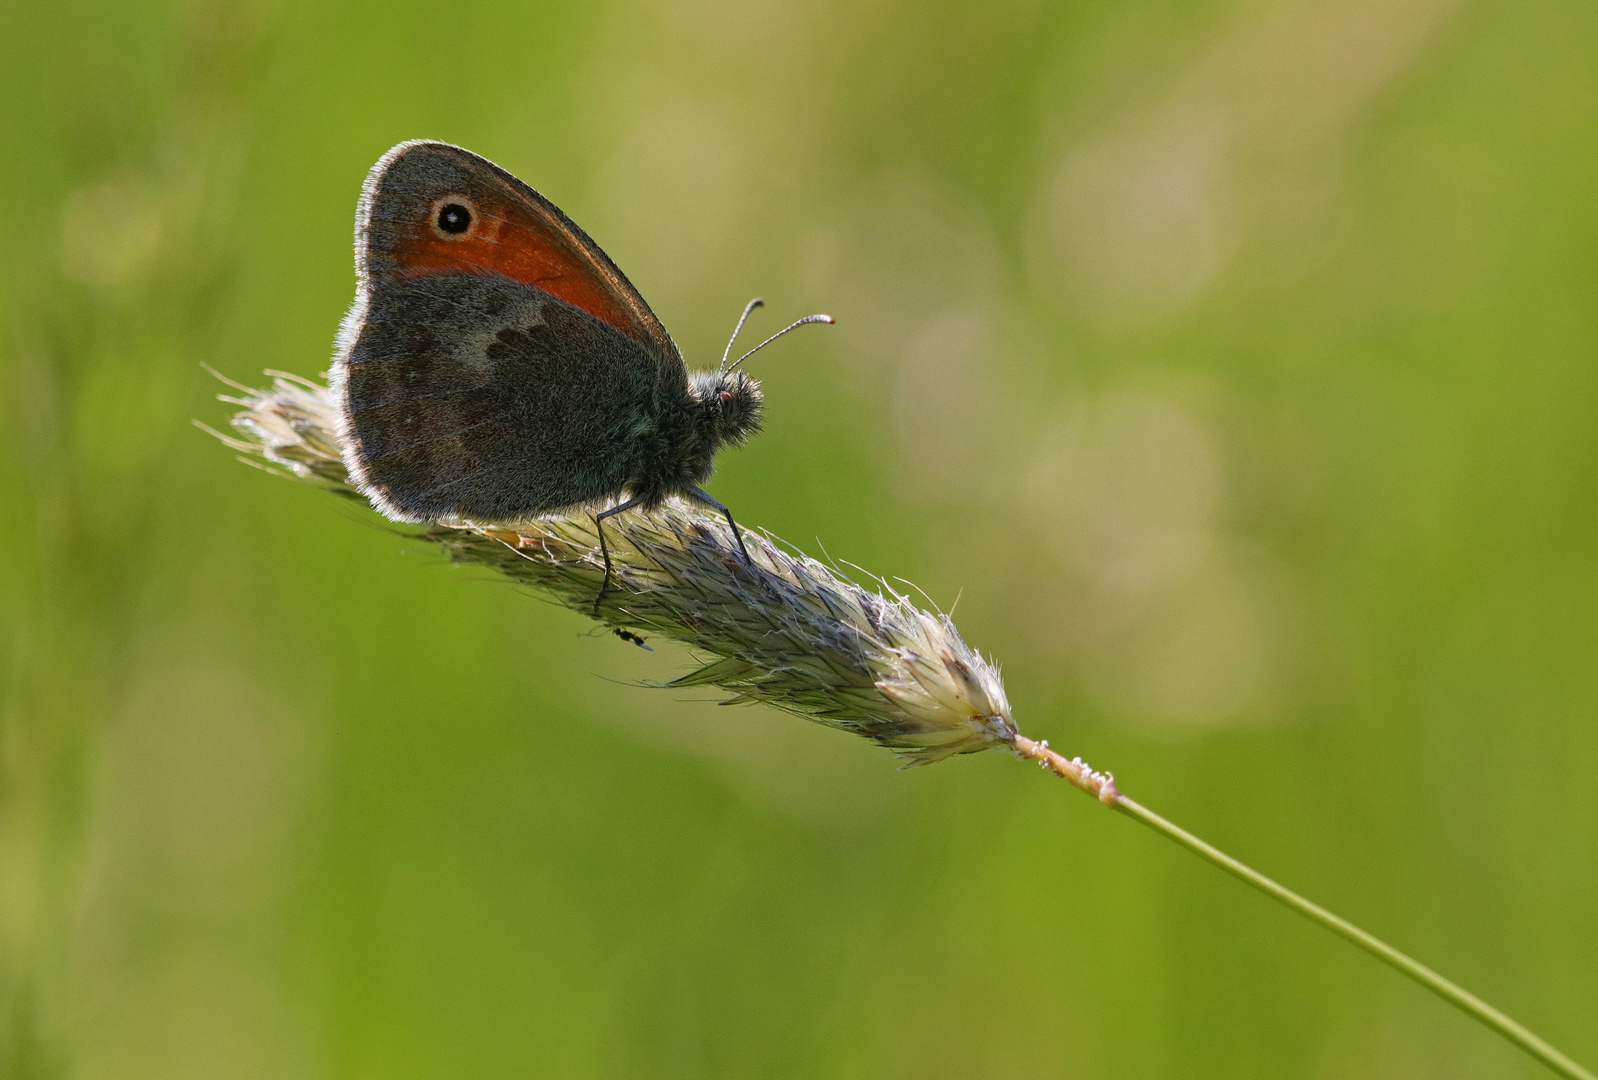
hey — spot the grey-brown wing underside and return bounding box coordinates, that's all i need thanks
[338,274,665,522]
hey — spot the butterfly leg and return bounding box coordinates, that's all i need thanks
[686,486,752,565]
[593,494,646,615]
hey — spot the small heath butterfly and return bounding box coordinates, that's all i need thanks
[331,140,830,601]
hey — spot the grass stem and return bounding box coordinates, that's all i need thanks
[1010,735,1595,1080]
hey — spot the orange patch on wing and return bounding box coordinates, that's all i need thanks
[387,193,636,342]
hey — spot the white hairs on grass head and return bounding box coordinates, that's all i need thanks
[208,370,1116,784]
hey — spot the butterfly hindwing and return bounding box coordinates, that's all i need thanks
[340,274,666,522]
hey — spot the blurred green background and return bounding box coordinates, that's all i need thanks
[2,0,1596,1076]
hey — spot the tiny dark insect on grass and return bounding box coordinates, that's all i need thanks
[614,628,651,650]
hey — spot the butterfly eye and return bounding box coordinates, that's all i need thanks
[436,203,472,234]
[718,390,735,407]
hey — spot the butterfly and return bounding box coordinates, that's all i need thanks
[330,140,830,605]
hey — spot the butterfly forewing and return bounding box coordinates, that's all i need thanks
[357,141,682,370]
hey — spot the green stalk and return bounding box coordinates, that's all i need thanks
[1010,734,1595,1080]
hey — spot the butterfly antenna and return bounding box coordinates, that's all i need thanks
[725,313,835,373]
[719,297,766,374]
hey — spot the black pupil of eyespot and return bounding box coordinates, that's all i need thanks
[437,204,471,233]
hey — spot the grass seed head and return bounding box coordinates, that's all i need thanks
[216,372,1020,766]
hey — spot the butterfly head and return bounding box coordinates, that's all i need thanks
[690,368,764,449]
[687,300,832,452]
